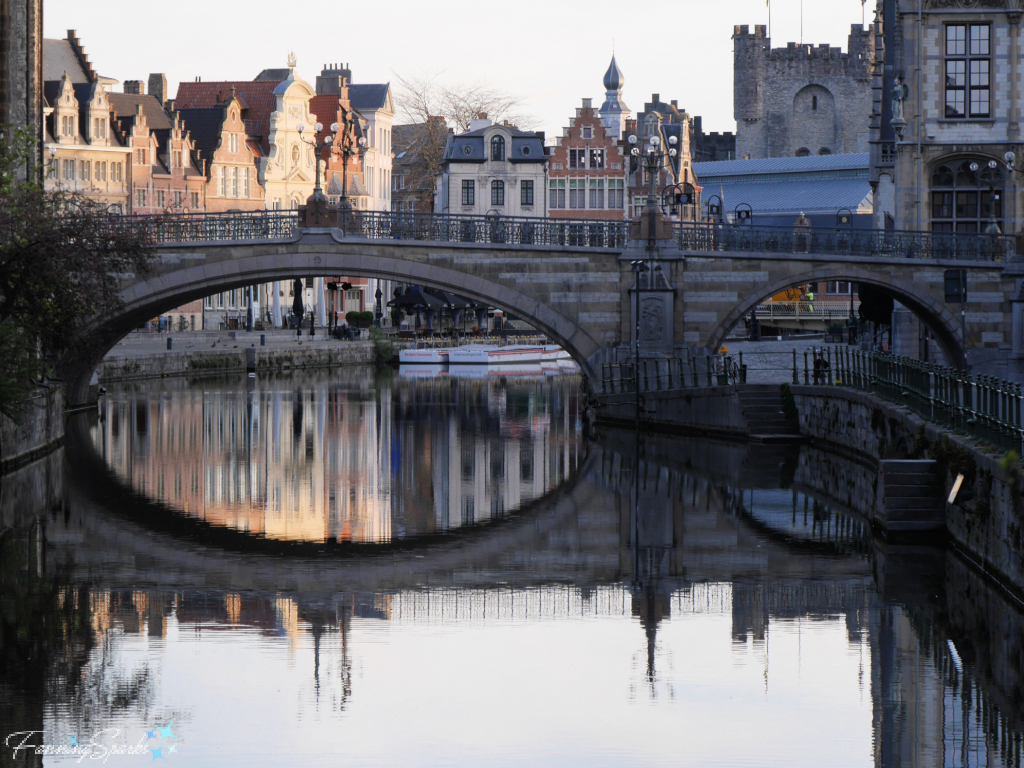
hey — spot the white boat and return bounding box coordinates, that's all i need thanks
[541,345,573,363]
[448,344,543,365]
[398,347,450,364]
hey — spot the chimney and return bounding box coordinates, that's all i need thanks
[124,80,144,95]
[148,73,167,106]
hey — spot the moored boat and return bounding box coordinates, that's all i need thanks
[398,348,451,364]
[449,344,543,365]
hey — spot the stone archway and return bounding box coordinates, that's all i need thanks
[705,267,966,366]
[65,250,605,406]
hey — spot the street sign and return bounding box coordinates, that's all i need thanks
[944,269,967,303]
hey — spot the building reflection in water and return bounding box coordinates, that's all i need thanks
[90,371,583,543]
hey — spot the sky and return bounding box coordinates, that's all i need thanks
[45,0,873,137]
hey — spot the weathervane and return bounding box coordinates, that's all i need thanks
[287,50,297,69]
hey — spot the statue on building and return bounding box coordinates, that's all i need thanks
[892,76,909,123]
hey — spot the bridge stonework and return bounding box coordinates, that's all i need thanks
[67,224,1024,404]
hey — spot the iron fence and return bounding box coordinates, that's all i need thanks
[823,347,1024,455]
[676,222,1018,262]
[601,355,743,395]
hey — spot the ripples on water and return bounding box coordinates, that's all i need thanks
[0,368,1021,767]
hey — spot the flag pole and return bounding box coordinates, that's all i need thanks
[767,0,771,40]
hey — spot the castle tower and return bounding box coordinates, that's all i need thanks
[733,21,874,160]
[599,54,629,140]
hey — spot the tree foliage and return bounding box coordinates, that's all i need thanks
[0,127,154,418]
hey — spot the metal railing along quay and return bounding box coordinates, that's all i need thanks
[813,347,1024,455]
[601,355,744,395]
[603,347,1024,455]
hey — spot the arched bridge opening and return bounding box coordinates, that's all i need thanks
[705,269,966,367]
[66,247,607,405]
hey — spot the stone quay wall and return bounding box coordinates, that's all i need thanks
[793,444,879,521]
[595,386,749,436]
[792,385,1024,597]
[99,342,376,382]
[0,386,65,473]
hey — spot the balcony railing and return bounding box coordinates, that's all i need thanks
[676,222,1017,262]
[754,300,860,322]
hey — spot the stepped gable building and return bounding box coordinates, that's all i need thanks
[109,90,206,215]
[177,92,267,213]
[549,96,627,220]
[42,33,130,212]
[436,115,547,217]
[2,0,43,172]
[733,24,873,159]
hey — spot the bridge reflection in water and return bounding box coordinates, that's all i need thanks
[91,370,583,543]
[2,376,1023,765]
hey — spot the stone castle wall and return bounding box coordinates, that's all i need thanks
[0,0,43,169]
[733,24,874,159]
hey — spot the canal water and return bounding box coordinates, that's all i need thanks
[2,368,1022,767]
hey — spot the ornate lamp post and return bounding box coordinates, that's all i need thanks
[628,132,678,250]
[333,110,368,210]
[296,120,338,203]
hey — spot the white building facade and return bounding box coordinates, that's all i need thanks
[436,117,548,217]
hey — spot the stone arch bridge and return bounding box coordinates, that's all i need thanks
[68,211,1024,403]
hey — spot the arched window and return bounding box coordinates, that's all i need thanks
[931,159,1004,232]
[796,148,811,157]
[491,136,505,161]
[491,180,505,206]
[818,148,832,156]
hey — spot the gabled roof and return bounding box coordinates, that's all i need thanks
[349,83,389,111]
[443,124,546,165]
[177,106,225,175]
[43,39,89,83]
[109,93,173,130]
[175,80,282,152]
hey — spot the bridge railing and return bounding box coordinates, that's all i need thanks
[821,346,1024,455]
[348,211,632,249]
[676,222,1018,261]
[121,210,300,243]
[754,301,860,321]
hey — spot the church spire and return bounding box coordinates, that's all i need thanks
[599,54,629,140]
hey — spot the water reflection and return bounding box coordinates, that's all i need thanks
[2,372,1023,766]
[91,370,583,543]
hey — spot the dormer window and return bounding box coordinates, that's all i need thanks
[93,117,106,140]
[491,136,505,161]
[61,116,75,137]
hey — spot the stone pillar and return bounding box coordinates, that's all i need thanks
[630,262,675,357]
[272,281,282,327]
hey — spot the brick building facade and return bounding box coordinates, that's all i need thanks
[548,98,627,220]
[733,24,874,160]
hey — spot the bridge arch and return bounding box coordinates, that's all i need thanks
[706,267,965,366]
[66,243,605,404]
